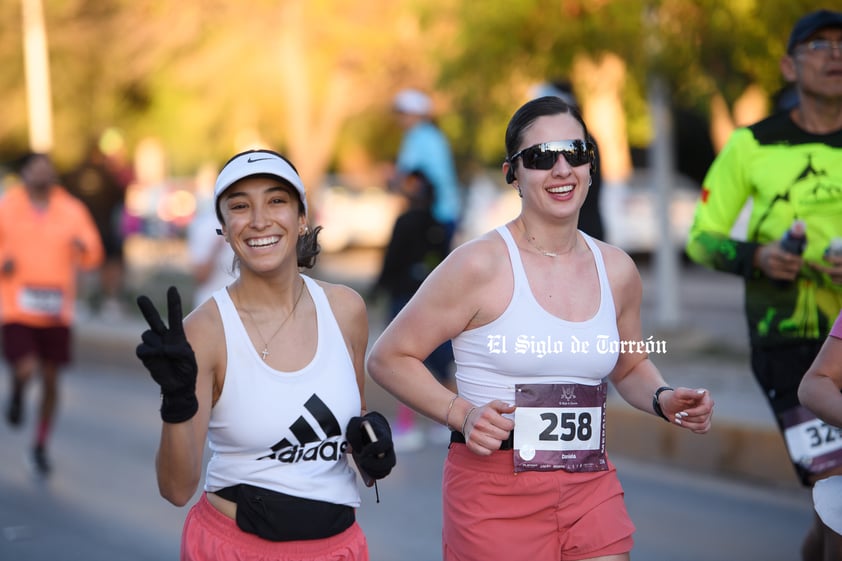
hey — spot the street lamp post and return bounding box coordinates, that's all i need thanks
[645,3,681,329]
[22,0,53,152]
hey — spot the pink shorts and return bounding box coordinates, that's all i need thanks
[180,493,369,561]
[442,445,635,561]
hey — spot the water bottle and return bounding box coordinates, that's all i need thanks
[780,220,807,255]
[825,237,842,261]
[775,220,806,288]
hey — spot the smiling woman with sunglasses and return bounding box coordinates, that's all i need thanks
[368,95,714,561]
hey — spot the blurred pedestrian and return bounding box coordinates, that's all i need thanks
[0,152,104,475]
[368,95,713,561]
[391,88,462,247]
[134,149,394,560]
[372,170,454,451]
[685,9,842,561]
[187,164,235,310]
[532,81,605,240]
[64,141,129,319]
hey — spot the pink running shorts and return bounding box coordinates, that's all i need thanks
[180,493,369,561]
[442,444,635,561]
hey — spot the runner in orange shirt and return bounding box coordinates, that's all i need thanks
[0,152,104,475]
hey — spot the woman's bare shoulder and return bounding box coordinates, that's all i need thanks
[589,238,643,309]
[184,297,225,346]
[311,278,367,322]
[592,238,639,278]
[441,229,509,285]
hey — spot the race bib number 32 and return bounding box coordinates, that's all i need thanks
[781,405,842,476]
[513,382,608,473]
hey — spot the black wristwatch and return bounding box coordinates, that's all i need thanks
[652,386,674,422]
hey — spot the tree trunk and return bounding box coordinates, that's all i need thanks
[573,53,633,184]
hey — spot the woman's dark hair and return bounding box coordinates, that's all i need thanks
[296,225,322,269]
[504,96,595,175]
[505,96,591,156]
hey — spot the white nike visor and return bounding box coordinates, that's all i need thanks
[213,150,307,222]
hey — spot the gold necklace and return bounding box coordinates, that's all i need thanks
[240,279,305,361]
[520,220,566,258]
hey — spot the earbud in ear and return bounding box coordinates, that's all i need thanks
[505,163,516,184]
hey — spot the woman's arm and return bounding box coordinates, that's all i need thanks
[368,235,514,452]
[605,245,713,433]
[798,335,842,428]
[153,301,219,506]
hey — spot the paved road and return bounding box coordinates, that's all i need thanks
[0,354,813,561]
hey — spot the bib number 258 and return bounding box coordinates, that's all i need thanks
[539,411,593,442]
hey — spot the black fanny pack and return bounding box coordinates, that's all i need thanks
[215,484,354,541]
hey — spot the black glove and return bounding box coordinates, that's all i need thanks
[346,411,396,480]
[136,286,198,423]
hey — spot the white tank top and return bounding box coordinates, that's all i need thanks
[452,225,620,409]
[204,275,361,508]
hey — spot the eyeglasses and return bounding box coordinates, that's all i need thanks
[509,140,593,170]
[797,40,842,54]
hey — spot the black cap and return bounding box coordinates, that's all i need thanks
[787,10,842,53]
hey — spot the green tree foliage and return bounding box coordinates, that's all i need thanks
[1,0,439,191]
[430,0,830,163]
[0,0,833,182]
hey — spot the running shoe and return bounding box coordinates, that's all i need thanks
[31,445,51,476]
[5,393,22,427]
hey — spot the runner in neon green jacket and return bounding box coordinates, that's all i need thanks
[686,10,842,557]
[686,112,842,348]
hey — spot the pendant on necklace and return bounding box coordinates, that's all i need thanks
[261,347,269,360]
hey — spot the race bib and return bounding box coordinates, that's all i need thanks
[781,405,842,476]
[19,286,64,317]
[513,382,608,473]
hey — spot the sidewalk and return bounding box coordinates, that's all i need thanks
[75,253,802,490]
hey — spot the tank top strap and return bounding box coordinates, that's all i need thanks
[300,274,324,311]
[580,232,615,320]
[212,286,247,343]
[495,225,529,290]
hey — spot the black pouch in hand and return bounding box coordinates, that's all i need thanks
[347,411,396,481]
[215,484,354,541]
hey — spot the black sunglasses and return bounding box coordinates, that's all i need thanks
[509,140,593,170]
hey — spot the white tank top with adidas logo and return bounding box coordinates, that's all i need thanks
[452,225,620,410]
[204,274,361,508]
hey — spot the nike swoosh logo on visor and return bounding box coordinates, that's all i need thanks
[247,157,273,163]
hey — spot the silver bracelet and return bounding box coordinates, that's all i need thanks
[444,395,458,430]
[461,406,477,436]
